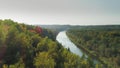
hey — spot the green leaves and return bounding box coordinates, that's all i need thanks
[0,19,104,68]
[34,52,56,68]
[67,26,120,68]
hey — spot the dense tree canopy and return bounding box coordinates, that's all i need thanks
[67,26,120,68]
[0,19,102,68]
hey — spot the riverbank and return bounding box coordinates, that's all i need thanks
[56,31,84,57]
[66,31,107,67]
[56,31,104,68]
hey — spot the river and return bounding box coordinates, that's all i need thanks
[56,31,86,57]
[56,31,100,64]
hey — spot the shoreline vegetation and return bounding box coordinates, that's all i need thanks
[66,31,107,67]
[66,26,120,68]
[0,19,105,68]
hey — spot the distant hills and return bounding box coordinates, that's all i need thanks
[40,25,71,31]
[39,25,120,32]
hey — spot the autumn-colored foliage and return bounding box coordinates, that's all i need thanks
[35,26,42,34]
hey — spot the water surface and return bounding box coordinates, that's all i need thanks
[56,31,84,57]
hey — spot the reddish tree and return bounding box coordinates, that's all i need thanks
[35,26,42,34]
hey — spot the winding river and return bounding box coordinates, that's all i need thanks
[56,31,100,64]
[56,31,86,57]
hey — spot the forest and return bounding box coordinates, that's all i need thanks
[66,25,120,68]
[0,19,104,68]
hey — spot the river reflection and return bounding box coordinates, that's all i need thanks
[56,31,85,57]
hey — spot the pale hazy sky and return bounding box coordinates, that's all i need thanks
[0,0,120,25]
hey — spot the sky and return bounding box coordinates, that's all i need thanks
[0,0,120,25]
